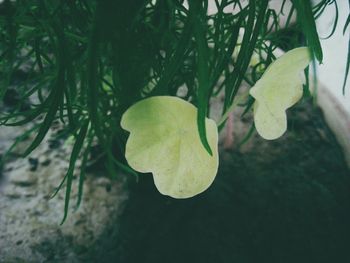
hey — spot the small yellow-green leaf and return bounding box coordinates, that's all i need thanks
[249,47,311,140]
[121,96,219,198]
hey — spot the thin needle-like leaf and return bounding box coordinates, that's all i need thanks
[192,2,213,156]
[61,120,89,224]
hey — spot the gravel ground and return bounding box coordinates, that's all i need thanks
[0,124,128,262]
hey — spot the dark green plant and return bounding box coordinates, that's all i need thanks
[0,0,346,223]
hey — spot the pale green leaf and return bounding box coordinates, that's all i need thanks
[249,47,311,140]
[121,96,219,198]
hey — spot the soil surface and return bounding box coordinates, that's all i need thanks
[1,100,350,263]
[87,100,350,263]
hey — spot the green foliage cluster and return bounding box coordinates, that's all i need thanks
[0,0,346,222]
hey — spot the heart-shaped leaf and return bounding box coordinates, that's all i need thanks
[121,96,219,198]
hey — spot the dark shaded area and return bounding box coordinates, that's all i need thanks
[88,102,350,263]
[28,157,38,172]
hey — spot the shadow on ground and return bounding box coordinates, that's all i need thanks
[87,103,350,263]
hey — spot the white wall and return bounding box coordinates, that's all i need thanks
[315,0,349,111]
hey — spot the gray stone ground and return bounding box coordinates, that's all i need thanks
[0,125,128,262]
